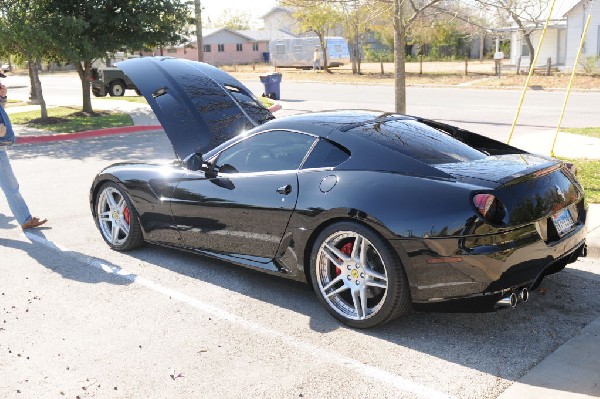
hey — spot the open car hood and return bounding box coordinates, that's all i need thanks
[117,57,274,159]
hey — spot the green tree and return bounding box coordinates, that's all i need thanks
[282,1,343,73]
[44,0,190,113]
[215,9,252,30]
[0,0,54,120]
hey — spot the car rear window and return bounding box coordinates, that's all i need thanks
[350,119,487,165]
[302,139,350,169]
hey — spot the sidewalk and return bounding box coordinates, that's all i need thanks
[496,206,600,399]
[7,100,600,399]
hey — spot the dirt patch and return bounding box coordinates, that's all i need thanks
[473,74,600,89]
[226,61,600,89]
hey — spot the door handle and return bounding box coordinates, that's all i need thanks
[276,184,292,195]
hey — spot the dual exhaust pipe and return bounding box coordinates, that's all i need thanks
[496,288,529,308]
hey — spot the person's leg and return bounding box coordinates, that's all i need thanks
[0,149,32,225]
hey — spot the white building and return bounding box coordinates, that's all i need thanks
[505,0,600,71]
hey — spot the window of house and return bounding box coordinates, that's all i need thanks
[276,44,286,54]
[204,44,211,53]
[521,43,530,57]
[252,43,259,51]
[236,43,243,52]
[167,48,177,54]
[218,44,225,52]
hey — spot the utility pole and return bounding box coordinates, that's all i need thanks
[194,0,204,62]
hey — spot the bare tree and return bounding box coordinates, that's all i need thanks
[477,0,550,72]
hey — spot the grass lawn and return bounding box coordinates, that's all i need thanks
[258,96,274,108]
[561,158,600,203]
[10,106,132,133]
[561,127,600,140]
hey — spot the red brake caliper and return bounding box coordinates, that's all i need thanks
[337,242,353,275]
[123,207,131,226]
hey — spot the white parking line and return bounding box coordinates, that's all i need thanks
[25,232,456,399]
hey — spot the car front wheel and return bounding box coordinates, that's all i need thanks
[95,182,143,251]
[310,222,411,328]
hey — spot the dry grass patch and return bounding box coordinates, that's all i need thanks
[472,74,600,89]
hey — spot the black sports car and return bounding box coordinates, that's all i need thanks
[90,57,588,328]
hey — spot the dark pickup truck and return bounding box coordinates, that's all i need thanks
[91,67,139,97]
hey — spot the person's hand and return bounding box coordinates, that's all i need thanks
[0,83,7,97]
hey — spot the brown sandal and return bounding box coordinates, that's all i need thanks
[21,217,48,229]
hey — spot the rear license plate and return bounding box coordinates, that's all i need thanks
[552,209,575,237]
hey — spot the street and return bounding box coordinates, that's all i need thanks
[7,72,600,141]
[1,73,600,398]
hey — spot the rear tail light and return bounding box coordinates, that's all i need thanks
[473,193,506,224]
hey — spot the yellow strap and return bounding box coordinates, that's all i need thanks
[507,0,558,144]
[551,0,595,156]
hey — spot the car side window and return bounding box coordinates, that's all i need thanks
[214,130,316,174]
[302,138,350,169]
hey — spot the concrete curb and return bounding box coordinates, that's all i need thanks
[15,125,163,145]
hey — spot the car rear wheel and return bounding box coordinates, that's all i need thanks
[310,221,411,328]
[108,80,125,97]
[95,182,143,251]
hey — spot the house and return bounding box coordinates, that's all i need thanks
[261,6,299,35]
[503,0,599,71]
[150,28,296,66]
[564,0,600,70]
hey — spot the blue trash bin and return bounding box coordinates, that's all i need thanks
[259,72,282,100]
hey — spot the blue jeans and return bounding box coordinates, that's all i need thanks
[0,148,32,225]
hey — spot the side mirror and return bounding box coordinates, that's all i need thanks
[183,152,203,171]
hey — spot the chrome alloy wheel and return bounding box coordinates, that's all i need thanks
[97,186,131,246]
[315,231,389,321]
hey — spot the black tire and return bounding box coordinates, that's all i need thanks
[92,88,107,97]
[310,221,411,328]
[94,182,144,251]
[108,80,126,97]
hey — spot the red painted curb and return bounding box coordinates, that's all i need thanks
[15,125,163,145]
[268,104,282,112]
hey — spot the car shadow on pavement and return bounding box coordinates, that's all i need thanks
[0,230,134,286]
[124,243,600,397]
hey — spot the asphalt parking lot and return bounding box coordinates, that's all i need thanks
[1,131,599,398]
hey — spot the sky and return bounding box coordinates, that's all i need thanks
[199,0,279,28]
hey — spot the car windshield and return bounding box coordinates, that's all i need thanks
[349,119,487,165]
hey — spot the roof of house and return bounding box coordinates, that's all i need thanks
[558,0,587,17]
[495,0,582,33]
[175,28,298,47]
[236,30,297,41]
[260,6,293,19]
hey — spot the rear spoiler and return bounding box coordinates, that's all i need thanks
[416,118,528,156]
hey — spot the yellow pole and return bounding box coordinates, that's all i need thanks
[551,1,595,156]
[507,0,557,144]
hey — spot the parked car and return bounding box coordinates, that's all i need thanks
[1,63,11,73]
[91,67,139,97]
[89,57,588,328]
